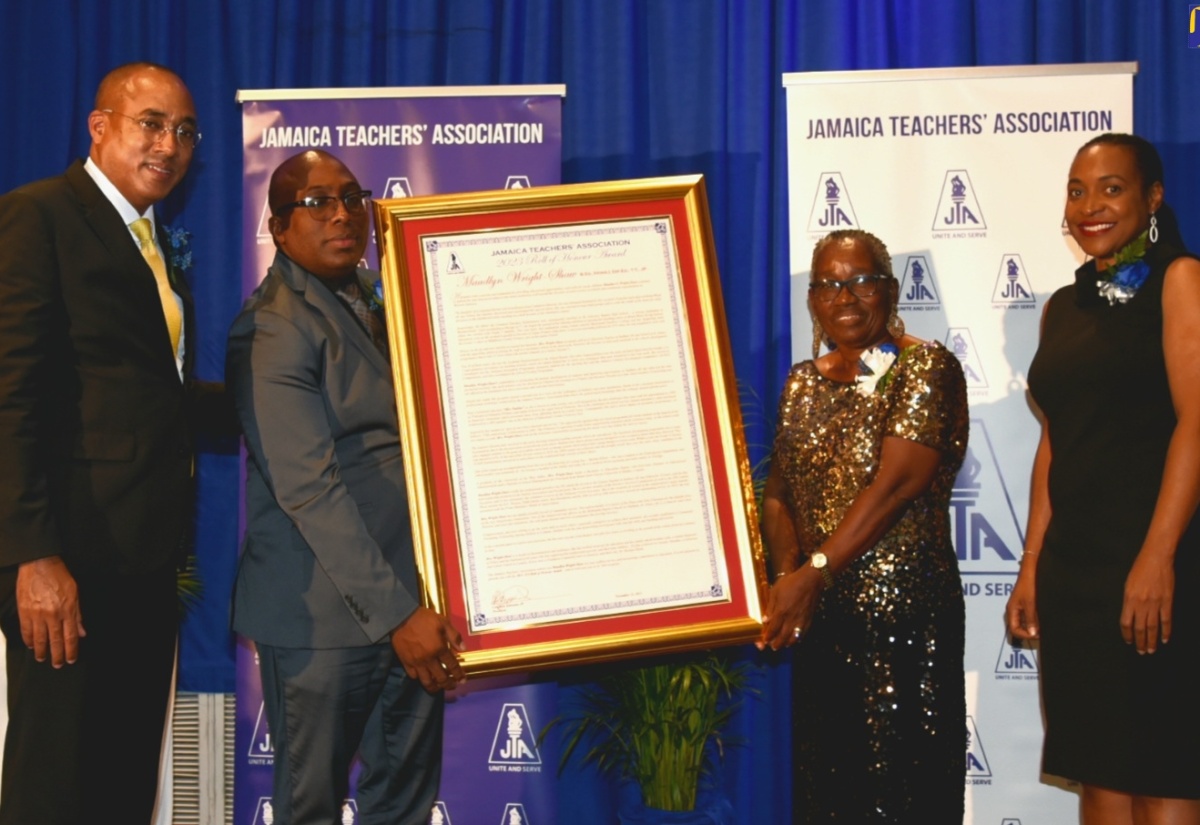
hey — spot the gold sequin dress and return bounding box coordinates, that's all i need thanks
[773,341,968,822]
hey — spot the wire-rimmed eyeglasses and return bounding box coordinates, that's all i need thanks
[102,109,201,148]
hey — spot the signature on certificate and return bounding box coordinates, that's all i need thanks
[492,586,530,612]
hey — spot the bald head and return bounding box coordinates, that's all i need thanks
[86,63,196,213]
[269,150,349,217]
[266,150,369,279]
[94,62,188,112]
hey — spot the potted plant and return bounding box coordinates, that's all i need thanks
[541,387,769,822]
[543,651,749,824]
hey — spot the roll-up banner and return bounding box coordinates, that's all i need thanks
[235,85,564,825]
[783,63,1135,824]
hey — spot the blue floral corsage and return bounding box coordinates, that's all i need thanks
[1096,230,1149,306]
[368,278,386,312]
[163,225,193,286]
[855,342,900,397]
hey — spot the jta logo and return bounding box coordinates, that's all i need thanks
[944,328,987,388]
[488,703,542,767]
[965,715,992,778]
[898,255,941,309]
[254,797,275,825]
[382,177,413,198]
[931,170,987,234]
[992,254,1036,306]
[505,175,532,189]
[806,172,859,232]
[995,631,1039,677]
[248,701,274,761]
[256,197,273,240]
[950,420,1024,568]
[500,802,531,824]
[429,801,453,825]
[252,796,356,824]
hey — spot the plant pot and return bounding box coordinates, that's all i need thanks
[616,780,735,825]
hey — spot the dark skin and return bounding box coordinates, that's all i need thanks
[18,64,198,668]
[1004,144,1200,825]
[758,237,941,650]
[269,150,466,692]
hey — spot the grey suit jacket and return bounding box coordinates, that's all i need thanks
[227,251,419,648]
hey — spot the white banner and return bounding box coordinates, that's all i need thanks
[783,62,1134,824]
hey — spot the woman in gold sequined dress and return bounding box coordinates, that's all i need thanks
[759,229,969,822]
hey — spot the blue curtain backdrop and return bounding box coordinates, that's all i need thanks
[1,1,1196,820]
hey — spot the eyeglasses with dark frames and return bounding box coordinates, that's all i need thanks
[809,273,890,302]
[102,109,202,148]
[275,191,374,221]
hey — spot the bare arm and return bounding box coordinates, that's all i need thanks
[761,464,802,580]
[1006,418,1051,640]
[1121,256,1200,653]
[760,435,942,650]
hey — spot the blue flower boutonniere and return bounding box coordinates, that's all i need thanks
[1096,230,1149,306]
[163,225,193,286]
[365,278,386,313]
[855,342,900,397]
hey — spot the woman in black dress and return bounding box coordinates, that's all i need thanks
[1006,134,1200,824]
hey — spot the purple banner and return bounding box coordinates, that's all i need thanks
[236,87,563,825]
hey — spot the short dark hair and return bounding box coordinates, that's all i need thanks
[1075,133,1187,248]
[1077,133,1164,193]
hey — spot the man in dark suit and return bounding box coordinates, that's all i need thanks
[0,63,201,824]
[227,150,464,825]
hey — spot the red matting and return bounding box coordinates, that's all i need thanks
[377,178,764,674]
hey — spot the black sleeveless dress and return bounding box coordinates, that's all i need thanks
[1027,243,1200,798]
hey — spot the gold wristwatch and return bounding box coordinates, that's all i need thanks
[809,552,834,590]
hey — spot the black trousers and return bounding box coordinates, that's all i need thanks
[0,563,178,825]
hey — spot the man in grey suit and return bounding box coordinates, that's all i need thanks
[227,150,465,825]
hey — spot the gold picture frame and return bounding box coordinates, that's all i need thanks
[374,175,766,676]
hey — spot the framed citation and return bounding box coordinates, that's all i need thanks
[373,175,766,676]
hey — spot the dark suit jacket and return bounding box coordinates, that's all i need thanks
[0,160,196,575]
[227,251,420,649]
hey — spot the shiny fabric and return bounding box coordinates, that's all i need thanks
[129,217,182,356]
[773,342,968,822]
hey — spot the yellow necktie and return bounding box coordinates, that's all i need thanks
[130,218,182,357]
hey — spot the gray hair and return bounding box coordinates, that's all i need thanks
[810,229,893,279]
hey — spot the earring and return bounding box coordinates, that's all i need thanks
[887,305,905,339]
[1149,213,1159,245]
[812,318,825,359]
